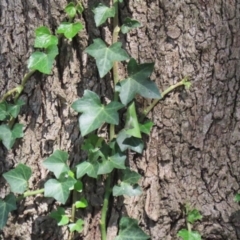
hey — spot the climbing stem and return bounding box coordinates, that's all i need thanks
[17,188,44,201]
[101,1,120,239]
[141,78,190,120]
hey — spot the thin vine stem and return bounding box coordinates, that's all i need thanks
[100,1,120,239]
[17,188,44,201]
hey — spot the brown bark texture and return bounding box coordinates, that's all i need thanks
[1,0,240,239]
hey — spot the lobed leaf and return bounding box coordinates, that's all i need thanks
[0,102,8,121]
[75,197,88,208]
[121,17,141,34]
[7,99,25,118]
[42,150,70,179]
[116,58,161,105]
[177,229,202,240]
[68,219,84,233]
[76,161,98,179]
[72,90,123,136]
[115,217,150,240]
[34,26,58,49]
[0,194,17,230]
[187,209,202,224]
[49,207,69,226]
[64,2,77,18]
[85,38,129,78]
[3,164,32,194]
[113,182,142,197]
[57,22,83,39]
[93,3,115,27]
[139,120,154,135]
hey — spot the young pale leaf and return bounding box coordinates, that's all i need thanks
[7,99,25,118]
[177,229,202,240]
[93,3,115,27]
[28,45,58,74]
[42,150,69,179]
[72,90,123,136]
[0,193,17,230]
[125,102,141,138]
[75,197,88,208]
[76,161,98,179]
[139,120,154,135]
[34,26,58,49]
[0,102,8,120]
[85,39,129,78]
[64,2,77,18]
[234,193,240,203]
[76,3,84,14]
[115,217,150,240]
[0,124,24,150]
[3,164,32,194]
[68,219,84,233]
[44,174,76,204]
[116,58,161,105]
[49,207,69,226]
[57,22,83,39]
[116,130,144,154]
[187,209,202,224]
[113,182,142,196]
[121,17,141,34]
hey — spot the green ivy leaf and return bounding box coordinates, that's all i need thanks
[28,45,58,74]
[7,99,25,118]
[115,217,150,240]
[139,120,154,135]
[177,229,202,240]
[72,90,123,136]
[57,22,83,39]
[121,17,141,34]
[122,168,141,184]
[82,134,104,153]
[76,161,98,179]
[85,38,129,78]
[97,153,126,175]
[125,102,141,138]
[116,130,144,154]
[44,173,76,204]
[0,102,8,121]
[234,193,240,203]
[116,58,161,105]
[68,219,84,233]
[64,2,77,18]
[71,180,83,192]
[187,209,202,224]
[76,3,84,14]
[49,207,69,226]
[34,26,58,49]
[75,197,88,208]
[0,123,24,150]
[42,150,70,179]
[93,3,115,27]
[3,164,32,194]
[0,193,17,230]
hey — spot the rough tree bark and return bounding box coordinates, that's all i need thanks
[1,0,240,239]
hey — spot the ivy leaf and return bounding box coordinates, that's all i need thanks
[122,168,141,184]
[187,209,202,224]
[44,173,76,204]
[139,120,154,135]
[76,161,98,179]
[71,180,83,192]
[97,153,126,175]
[64,2,77,18]
[68,219,84,233]
[42,150,70,179]
[34,26,58,49]
[57,22,83,39]
[0,193,17,230]
[93,3,115,27]
[115,217,150,240]
[3,164,32,194]
[121,17,141,34]
[0,102,8,121]
[0,123,24,150]
[76,3,84,14]
[49,207,69,226]
[234,193,240,203]
[81,134,104,153]
[75,197,88,208]
[28,45,58,74]
[125,102,141,138]
[177,229,202,240]
[72,90,123,136]
[116,130,144,154]
[7,99,25,118]
[85,38,129,78]
[116,58,161,105]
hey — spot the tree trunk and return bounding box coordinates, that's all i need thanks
[1,0,240,239]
